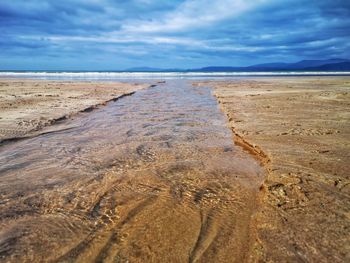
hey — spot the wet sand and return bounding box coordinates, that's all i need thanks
[197,77,350,262]
[0,79,147,143]
[0,80,263,262]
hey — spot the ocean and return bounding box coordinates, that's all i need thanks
[1,71,350,80]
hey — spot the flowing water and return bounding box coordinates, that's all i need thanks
[0,80,264,262]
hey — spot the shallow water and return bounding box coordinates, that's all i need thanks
[0,80,263,262]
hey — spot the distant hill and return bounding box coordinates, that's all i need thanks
[191,58,350,72]
[284,58,349,69]
[303,62,350,71]
[124,58,350,72]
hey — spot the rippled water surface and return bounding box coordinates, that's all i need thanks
[0,80,263,262]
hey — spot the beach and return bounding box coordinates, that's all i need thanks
[0,79,264,262]
[196,77,350,261]
[0,79,147,143]
[0,77,349,262]
[2,0,350,261]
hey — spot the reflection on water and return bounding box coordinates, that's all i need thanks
[0,80,263,262]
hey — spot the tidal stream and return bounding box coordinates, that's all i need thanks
[0,80,264,262]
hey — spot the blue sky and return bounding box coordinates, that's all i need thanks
[1,0,349,70]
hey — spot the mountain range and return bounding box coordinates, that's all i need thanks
[125,58,350,72]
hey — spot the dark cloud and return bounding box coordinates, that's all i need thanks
[0,0,349,69]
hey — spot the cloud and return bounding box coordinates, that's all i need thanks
[0,0,349,69]
[123,0,267,33]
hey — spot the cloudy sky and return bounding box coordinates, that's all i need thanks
[1,0,349,70]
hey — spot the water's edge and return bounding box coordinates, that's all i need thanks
[0,80,265,262]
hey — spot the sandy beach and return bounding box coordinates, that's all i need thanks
[0,79,147,143]
[196,77,350,262]
[0,80,264,262]
[0,77,349,262]
[2,0,349,261]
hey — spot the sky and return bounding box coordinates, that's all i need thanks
[0,0,349,70]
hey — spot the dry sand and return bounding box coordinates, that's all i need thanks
[0,79,147,143]
[196,77,350,262]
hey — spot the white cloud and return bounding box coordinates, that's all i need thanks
[43,34,265,53]
[123,0,267,33]
[42,34,204,47]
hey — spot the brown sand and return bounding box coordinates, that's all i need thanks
[196,77,350,262]
[0,79,147,142]
[1,77,349,261]
[0,80,263,262]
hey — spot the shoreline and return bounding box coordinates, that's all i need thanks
[198,77,350,261]
[0,91,138,146]
[0,79,148,144]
